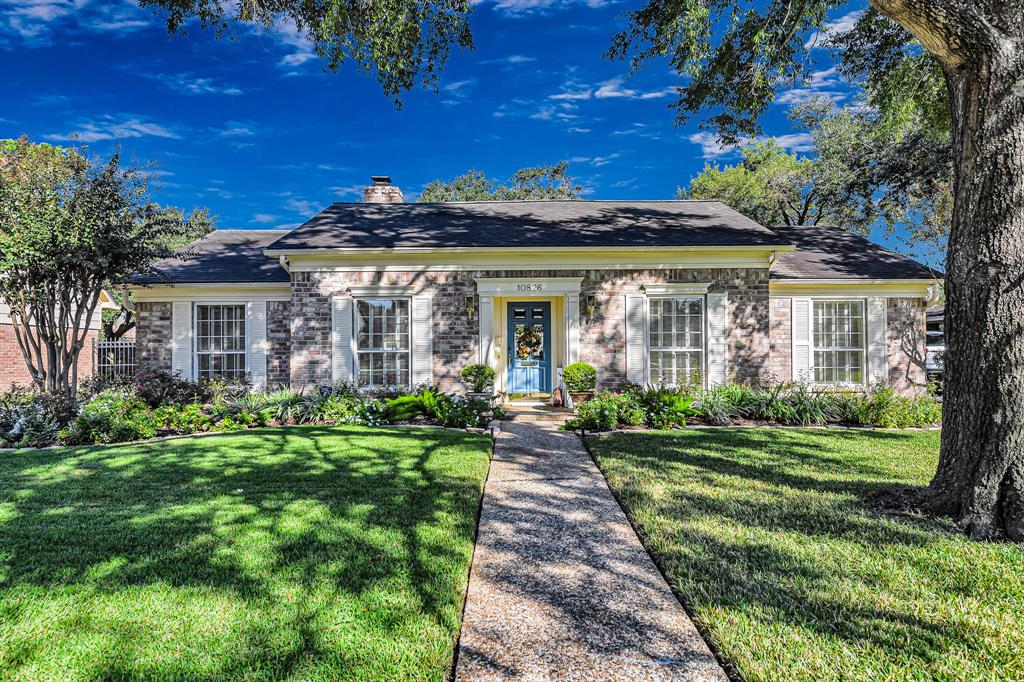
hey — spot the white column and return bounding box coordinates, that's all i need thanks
[478,295,495,368]
[565,293,580,365]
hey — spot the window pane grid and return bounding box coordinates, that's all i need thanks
[648,297,704,386]
[356,299,411,388]
[812,300,865,385]
[195,304,246,380]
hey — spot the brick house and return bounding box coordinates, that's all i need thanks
[128,177,940,397]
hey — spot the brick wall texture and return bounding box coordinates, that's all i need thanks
[287,267,770,392]
[132,274,927,396]
[0,323,98,389]
[135,301,173,374]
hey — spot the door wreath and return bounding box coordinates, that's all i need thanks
[516,326,543,359]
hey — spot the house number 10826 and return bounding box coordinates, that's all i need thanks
[516,283,544,292]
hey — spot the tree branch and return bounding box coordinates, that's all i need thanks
[868,0,1006,69]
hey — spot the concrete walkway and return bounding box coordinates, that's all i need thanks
[455,420,728,681]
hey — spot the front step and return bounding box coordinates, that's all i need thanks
[501,403,575,423]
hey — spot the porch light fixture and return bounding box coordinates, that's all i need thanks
[465,293,478,321]
[585,294,597,321]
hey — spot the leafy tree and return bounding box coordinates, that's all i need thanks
[611,0,1024,540]
[680,140,830,228]
[102,206,214,340]
[418,162,583,202]
[141,0,473,102]
[0,138,211,393]
[681,100,952,261]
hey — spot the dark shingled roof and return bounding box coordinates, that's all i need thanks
[265,200,792,251]
[769,225,940,280]
[133,230,291,284]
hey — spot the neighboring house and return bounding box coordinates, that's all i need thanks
[128,177,941,397]
[0,292,116,388]
[926,305,945,380]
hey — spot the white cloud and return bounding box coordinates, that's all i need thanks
[590,153,620,167]
[285,197,322,215]
[770,133,815,152]
[689,131,816,159]
[805,10,863,49]
[480,54,537,65]
[776,68,846,105]
[549,89,592,101]
[45,115,180,142]
[689,132,742,159]
[252,213,278,224]
[594,77,675,100]
[1,0,151,43]
[216,122,258,137]
[271,19,317,69]
[158,74,244,97]
[567,127,591,133]
[331,184,365,198]
[489,0,614,16]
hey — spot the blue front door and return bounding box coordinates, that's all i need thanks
[507,302,551,394]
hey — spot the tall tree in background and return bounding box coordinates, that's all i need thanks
[419,162,583,202]
[611,1,1023,540]
[0,138,211,393]
[681,99,952,261]
[142,0,473,102]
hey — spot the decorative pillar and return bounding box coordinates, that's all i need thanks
[566,293,580,365]
[479,294,495,368]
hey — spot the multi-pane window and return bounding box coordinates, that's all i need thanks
[195,304,246,380]
[649,297,704,386]
[356,299,410,388]
[813,300,865,384]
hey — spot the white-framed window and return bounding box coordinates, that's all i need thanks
[648,296,705,386]
[195,304,247,380]
[812,300,865,384]
[355,298,410,388]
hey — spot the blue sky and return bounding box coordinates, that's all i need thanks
[1,0,925,258]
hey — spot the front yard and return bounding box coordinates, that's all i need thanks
[588,429,1024,681]
[0,426,492,681]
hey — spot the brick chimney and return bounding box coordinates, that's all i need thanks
[363,175,404,204]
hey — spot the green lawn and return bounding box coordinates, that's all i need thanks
[588,429,1024,682]
[0,426,492,681]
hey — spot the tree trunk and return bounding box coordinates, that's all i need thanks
[926,41,1024,541]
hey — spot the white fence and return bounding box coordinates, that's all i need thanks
[94,339,136,378]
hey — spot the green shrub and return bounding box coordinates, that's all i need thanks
[696,383,758,425]
[566,391,645,431]
[133,369,211,408]
[385,393,428,421]
[0,390,78,448]
[854,386,942,428]
[307,394,359,424]
[65,389,156,445]
[461,364,496,393]
[563,362,597,392]
[153,402,212,434]
[626,386,698,429]
[439,396,492,428]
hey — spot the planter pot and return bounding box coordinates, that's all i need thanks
[569,391,595,405]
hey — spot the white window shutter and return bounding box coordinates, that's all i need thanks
[791,298,812,382]
[331,296,355,383]
[411,294,433,386]
[867,297,888,385]
[171,301,193,379]
[625,294,647,385]
[247,301,267,389]
[706,292,729,386]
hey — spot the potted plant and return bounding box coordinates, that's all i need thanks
[461,364,496,401]
[563,362,597,404]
